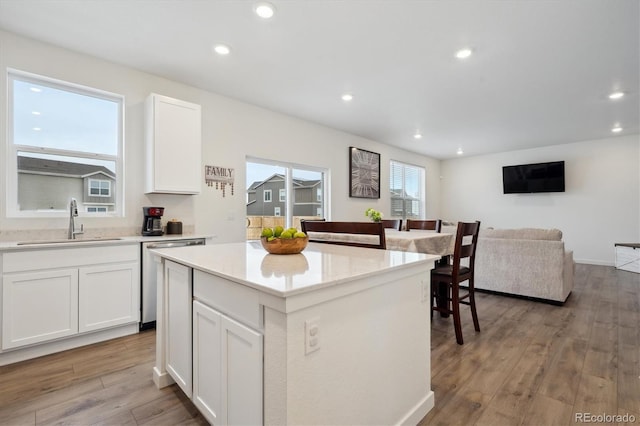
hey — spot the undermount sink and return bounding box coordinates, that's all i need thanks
[16,238,123,246]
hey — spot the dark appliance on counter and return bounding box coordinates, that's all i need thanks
[166,219,183,235]
[142,206,165,236]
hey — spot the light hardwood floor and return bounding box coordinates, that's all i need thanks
[0,263,637,425]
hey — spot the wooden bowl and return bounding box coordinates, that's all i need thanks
[260,236,309,254]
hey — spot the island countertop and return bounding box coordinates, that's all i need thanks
[150,240,439,298]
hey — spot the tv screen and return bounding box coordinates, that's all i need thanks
[502,161,565,194]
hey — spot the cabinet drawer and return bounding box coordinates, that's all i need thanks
[3,244,139,273]
[193,270,262,330]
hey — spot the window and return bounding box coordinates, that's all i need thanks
[390,160,425,219]
[87,206,108,213]
[8,69,123,217]
[89,179,111,197]
[264,189,272,202]
[246,158,328,240]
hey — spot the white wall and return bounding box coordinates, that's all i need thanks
[0,30,440,242]
[440,134,640,265]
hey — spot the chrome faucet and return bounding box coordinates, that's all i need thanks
[68,198,84,239]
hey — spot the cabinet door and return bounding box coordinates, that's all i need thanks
[78,262,140,333]
[222,314,263,425]
[146,94,201,194]
[2,269,78,349]
[222,314,263,426]
[192,301,223,425]
[165,260,193,397]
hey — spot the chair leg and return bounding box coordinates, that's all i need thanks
[469,278,480,332]
[430,281,434,319]
[451,283,463,345]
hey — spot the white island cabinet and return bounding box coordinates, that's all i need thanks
[152,241,438,426]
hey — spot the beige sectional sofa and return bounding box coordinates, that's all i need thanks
[472,228,575,303]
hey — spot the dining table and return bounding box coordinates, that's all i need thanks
[306,228,455,257]
[306,227,456,317]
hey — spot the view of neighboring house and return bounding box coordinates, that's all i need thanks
[17,156,116,212]
[246,173,323,218]
[390,188,421,219]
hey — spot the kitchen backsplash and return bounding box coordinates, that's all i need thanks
[0,224,195,242]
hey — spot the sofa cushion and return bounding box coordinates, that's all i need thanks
[479,228,562,241]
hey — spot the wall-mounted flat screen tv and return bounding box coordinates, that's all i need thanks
[502,161,565,194]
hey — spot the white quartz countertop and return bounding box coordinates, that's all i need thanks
[0,234,214,252]
[150,241,439,298]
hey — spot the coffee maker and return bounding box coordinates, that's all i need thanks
[142,207,164,236]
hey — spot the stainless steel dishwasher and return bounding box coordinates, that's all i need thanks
[141,238,206,330]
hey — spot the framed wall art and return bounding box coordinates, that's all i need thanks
[349,147,380,199]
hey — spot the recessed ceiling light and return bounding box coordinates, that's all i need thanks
[213,44,231,55]
[32,127,41,131]
[455,48,472,59]
[414,132,422,139]
[31,111,41,115]
[608,91,624,100]
[30,87,42,93]
[341,93,353,102]
[255,2,275,19]
[456,147,464,155]
[611,125,623,133]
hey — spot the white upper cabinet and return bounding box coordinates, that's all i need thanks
[145,93,202,194]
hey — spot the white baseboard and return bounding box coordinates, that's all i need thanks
[0,323,138,366]
[396,390,435,426]
[575,259,615,266]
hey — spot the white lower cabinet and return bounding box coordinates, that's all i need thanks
[165,260,193,397]
[192,300,263,426]
[79,262,140,333]
[2,269,79,349]
[1,244,140,352]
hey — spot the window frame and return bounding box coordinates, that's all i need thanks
[6,68,124,218]
[389,159,426,220]
[88,179,112,197]
[247,156,330,229]
[264,189,272,202]
[279,188,286,202]
[87,206,108,213]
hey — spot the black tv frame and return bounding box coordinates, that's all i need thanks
[502,161,565,194]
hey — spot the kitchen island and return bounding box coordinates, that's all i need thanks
[151,241,438,425]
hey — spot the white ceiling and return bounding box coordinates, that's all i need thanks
[0,0,637,159]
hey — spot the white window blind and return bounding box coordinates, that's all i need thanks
[390,160,425,219]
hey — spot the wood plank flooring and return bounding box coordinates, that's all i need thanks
[0,263,637,425]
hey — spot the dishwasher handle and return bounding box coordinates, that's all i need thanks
[145,239,205,249]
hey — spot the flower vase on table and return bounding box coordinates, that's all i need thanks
[365,208,383,222]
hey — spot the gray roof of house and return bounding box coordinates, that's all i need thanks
[247,173,320,191]
[18,156,115,179]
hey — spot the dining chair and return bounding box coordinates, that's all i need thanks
[430,221,481,345]
[381,219,402,231]
[301,221,386,249]
[405,219,442,232]
[300,218,326,226]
